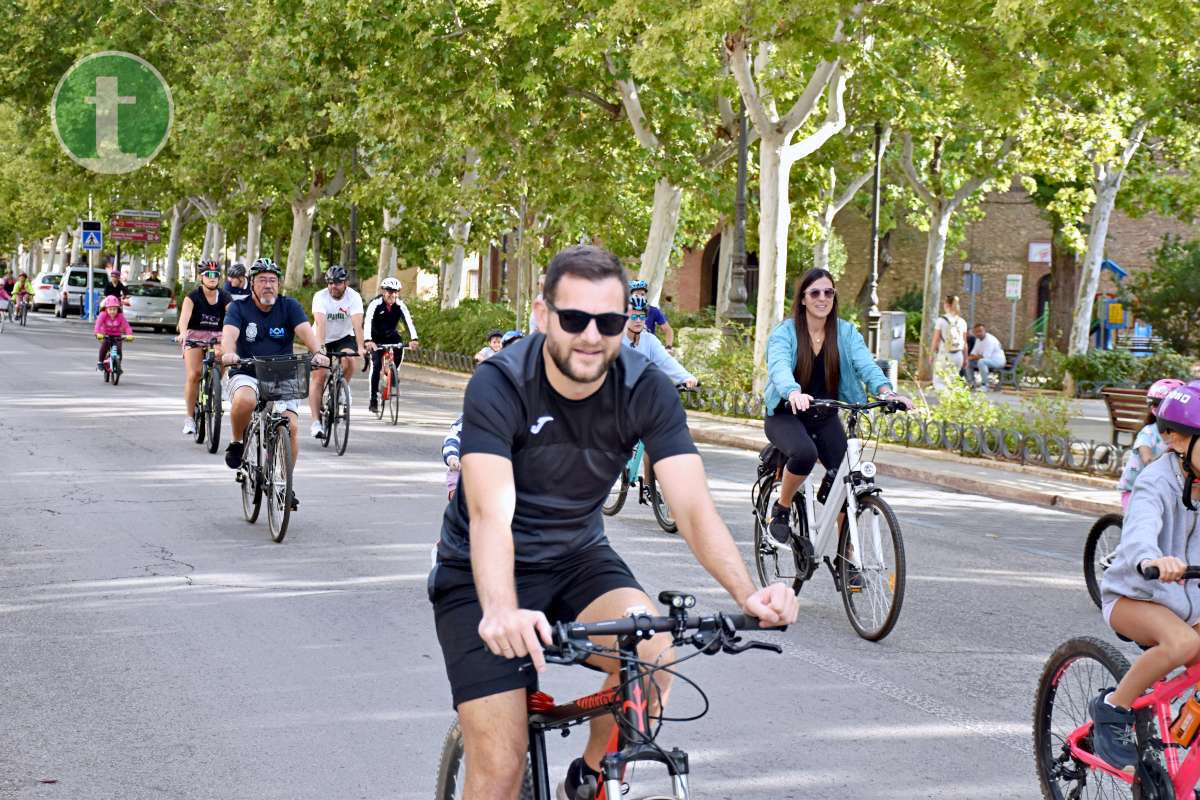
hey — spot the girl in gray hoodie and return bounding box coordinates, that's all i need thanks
[1090,383,1200,770]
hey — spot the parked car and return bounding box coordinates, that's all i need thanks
[32,271,61,312]
[122,281,178,333]
[55,265,109,317]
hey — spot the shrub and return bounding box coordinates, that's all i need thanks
[664,305,716,331]
[1129,236,1200,357]
[405,298,517,353]
[1134,348,1196,384]
[1024,347,1066,390]
[916,375,1072,439]
[682,323,754,394]
[1062,349,1137,385]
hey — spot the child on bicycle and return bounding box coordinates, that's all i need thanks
[94,295,134,370]
[1093,381,1200,770]
[1116,378,1186,511]
[442,415,463,501]
[474,329,503,364]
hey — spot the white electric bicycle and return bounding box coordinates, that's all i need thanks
[751,398,907,641]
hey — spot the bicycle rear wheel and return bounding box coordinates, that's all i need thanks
[837,493,905,641]
[205,362,223,454]
[240,422,262,523]
[332,378,350,455]
[320,380,334,449]
[111,356,121,386]
[1084,514,1123,609]
[435,720,532,800]
[647,462,677,534]
[192,397,206,445]
[266,426,294,543]
[1033,636,1136,800]
[375,365,387,420]
[602,472,629,516]
[389,370,400,425]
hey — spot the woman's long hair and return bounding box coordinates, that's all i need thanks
[792,268,840,392]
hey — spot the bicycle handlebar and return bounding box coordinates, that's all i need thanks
[1138,564,1200,581]
[808,398,907,414]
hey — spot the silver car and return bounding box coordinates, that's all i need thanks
[32,271,62,312]
[122,281,178,333]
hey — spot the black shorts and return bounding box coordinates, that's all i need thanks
[324,334,357,356]
[429,543,643,709]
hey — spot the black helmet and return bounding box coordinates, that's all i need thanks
[249,257,281,278]
[227,263,247,278]
[324,265,348,283]
[486,329,504,340]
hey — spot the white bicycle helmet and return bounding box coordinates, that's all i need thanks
[380,277,402,291]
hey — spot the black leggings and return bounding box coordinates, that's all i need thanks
[369,347,400,402]
[763,405,848,476]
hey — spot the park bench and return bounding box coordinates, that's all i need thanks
[1100,386,1150,446]
[1114,332,1164,356]
[993,347,1029,390]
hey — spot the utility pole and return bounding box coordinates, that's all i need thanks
[866,121,884,354]
[724,99,753,332]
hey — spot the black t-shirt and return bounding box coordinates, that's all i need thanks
[798,345,836,401]
[185,286,232,331]
[438,334,698,566]
[104,281,128,299]
[223,296,309,377]
[223,281,250,302]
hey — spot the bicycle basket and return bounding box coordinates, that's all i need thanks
[253,354,311,401]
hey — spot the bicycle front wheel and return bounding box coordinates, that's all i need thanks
[320,381,334,449]
[752,477,808,595]
[111,357,121,386]
[1084,514,1123,609]
[240,422,262,524]
[375,366,387,420]
[266,426,294,543]
[1033,636,1135,800]
[192,397,206,445]
[838,493,905,641]
[647,462,677,534]
[602,472,629,516]
[206,362,223,454]
[389,370,400,425]
[332,378,351,456]
[435,720,532,800]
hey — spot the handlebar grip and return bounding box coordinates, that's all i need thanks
[1139,564,1160,580]
[722,613,788,633]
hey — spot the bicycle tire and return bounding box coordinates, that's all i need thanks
[333,378,350,456]
[206,362,223,454]
[375,365,388,420]
[647,462,677,534]
[602,472,629,516]
[389,370,400,425]
[752,477,808,595]
[111,358,121,386]
[320,379,334,449]
[1033,636,1137,800]
[241,423,262,524]
[1084,514,1124,609]
[837,494,905,642]
[266,424,293,543]
[434,720,532,800]
[193,399,206,445]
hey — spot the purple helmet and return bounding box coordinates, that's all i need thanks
[1157,385,1200,438]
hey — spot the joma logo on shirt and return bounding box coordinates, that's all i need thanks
[530,416,554,434]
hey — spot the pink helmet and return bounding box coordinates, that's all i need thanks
[1148,378,1187,403]
[101,295,122,309]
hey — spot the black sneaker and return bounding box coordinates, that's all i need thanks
[556,758,599,800]
[224,441,244,470]
[290,492,299,511]
[368,400,378,414]
[1088,688,1137,770]
[768,501,792,544]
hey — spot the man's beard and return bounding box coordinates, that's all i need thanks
[330,287,344,300]
[545,334,617,384]
[255,292,277,307]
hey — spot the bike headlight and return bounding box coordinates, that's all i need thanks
[859,461,877,479]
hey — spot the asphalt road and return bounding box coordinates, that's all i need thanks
[0,312,1130,799]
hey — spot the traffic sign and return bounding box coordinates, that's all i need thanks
[1005,274,1023,301]
[111,229,161,243]
[81,220,103,251]
[111,216,161,231]
[117,208,161,218]
[962,272,982,294]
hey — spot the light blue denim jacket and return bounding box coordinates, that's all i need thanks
[763,318,891,416]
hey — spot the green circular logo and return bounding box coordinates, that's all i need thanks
[50,51,173,175]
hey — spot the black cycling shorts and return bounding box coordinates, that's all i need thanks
[324,334,357,356]
[429,543,643,709]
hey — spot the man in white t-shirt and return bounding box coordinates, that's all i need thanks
[527,272,545,333]
[309,265,365,438]
[966,322,1006,391]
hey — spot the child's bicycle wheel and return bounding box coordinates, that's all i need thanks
[1084,514,1123,609]
[1033,636,1139,800]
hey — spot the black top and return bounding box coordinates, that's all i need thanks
[223,296,308,377]
[438,334,698,565]
[185,286,232,331]
[103,281,128,299]
[223,281,250,302]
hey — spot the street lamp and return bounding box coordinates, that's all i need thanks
[866,121,884,354]
[724,98,753,331]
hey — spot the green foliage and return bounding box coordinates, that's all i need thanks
[1025,347,1067,390]
[1129,237,1200,357]
[917,376,1072,438]
[682,324,754,394]
[892,285,924,344]
[663,305,716,331]
[1134,348,1196,384]
[405,299,516,354]
[1063,349,1138,385]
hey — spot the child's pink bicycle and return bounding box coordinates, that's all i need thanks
[1035,564,1200,799]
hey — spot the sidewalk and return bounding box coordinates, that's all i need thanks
[403,362,1121,517]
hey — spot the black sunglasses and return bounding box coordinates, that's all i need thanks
[546,300,628,336]
[805,287,836,300]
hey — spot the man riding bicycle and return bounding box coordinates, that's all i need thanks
[219,258,328,504]
[223,263,250,301]
[428,245,798,800]
[363,276,418,414]
[176,261,232,435]
[308,265,365,439]
[623,295,696,389]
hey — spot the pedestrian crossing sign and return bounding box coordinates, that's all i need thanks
[82,220,102,251]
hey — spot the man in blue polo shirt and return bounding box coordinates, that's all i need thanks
[628,278,674,351]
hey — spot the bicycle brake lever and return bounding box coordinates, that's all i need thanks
[722,639,784,656]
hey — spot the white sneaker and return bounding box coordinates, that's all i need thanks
[182,417,196,435]
[311,421,325,439]
[343,386,352,406]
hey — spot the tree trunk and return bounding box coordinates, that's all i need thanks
[917,206,953,381]
[130,251,143,279]
[751,139,793,392]
[714,221,735,325]
[1048,224,1079,353]
[312,227,322,281]
[273,237,283,265]
[284,199,316,291]
[1068,179,1121,356]
[444,150,479,310]
[812,228,832,272]
[165,202,187,286]
[246,210,263,264]
[69,226,81,266]
[640,177,684,306]
[378,208,398,281]
[212,223,226,266]
[31,240,43,276]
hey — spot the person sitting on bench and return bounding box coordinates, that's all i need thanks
[966,323,1006,391]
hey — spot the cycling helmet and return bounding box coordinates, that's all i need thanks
[227,263,247,278]
[1156,384,1200,510]
[1148,378,1186,404]
[324,265,348,283]
[101,295,122,309]
[501,330,524,347]
[249,257,281,278]
[198,259,219,273]
[110,268,121,277]
[628,279,648,291]
[486,329,504,340]
[629,295,648,312]
[380,277,402,291]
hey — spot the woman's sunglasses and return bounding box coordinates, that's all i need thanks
[805,287,837,300]
[629,313,647,322]
[546,300,628,336]
[201,270,221,279]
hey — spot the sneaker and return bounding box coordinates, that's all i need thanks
[368,400,378,414]
[224,441,244,470]
[290,492,299,511]
[1088,688,1137,771]
[310,421,325,439]
[557,758,599,800]
[183,417,196,436]
[97,361,105,372]
[768,501,792,544]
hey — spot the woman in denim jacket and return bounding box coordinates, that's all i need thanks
[762,268,913,543]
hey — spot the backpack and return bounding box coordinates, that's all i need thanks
[940,315,967,353]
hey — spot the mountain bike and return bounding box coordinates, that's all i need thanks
[1083,512,1124,609]
[14,292,29,327]
[187,338,224,454]
[750,398,907,641]
[234,354,311,543]
[434,592,784,800]
[1034,564,1200,800]
[98,334,133,386]
[602,385,696,534]
[373,343,407,424]
[316,347,357,456]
